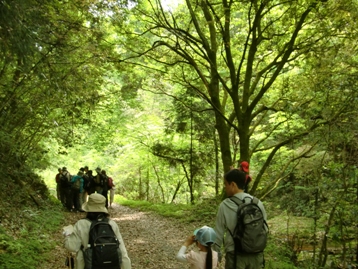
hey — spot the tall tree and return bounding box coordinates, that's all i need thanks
[0,0,121,168]
[113,0,358,193]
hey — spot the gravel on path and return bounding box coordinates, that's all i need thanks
[40,202,225,269]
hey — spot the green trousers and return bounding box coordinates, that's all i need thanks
[225,251,264,269]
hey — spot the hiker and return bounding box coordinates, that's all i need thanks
[63,193,131,269]
[61,167,72,210]
[87,170,95,195]
[101,169,109,208]
[108,176,115,208]
[55,168,62,200]
[70,171,84,212]
[94,167,104,194]
[213,169,268,269]
[176,226,218,269]
[238,161,252,193]
[82,166,90,203]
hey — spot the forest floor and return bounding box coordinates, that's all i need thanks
[40,202,226,269]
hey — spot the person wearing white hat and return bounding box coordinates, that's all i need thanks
[176,226,218,269]
[64,193,131,269]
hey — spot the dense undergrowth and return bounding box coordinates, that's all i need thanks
[0,168,65,269]
[116,196,221,224]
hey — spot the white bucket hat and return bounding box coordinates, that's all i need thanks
[82,193,108,213]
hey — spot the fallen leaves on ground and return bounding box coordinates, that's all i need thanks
[40,203,225,269]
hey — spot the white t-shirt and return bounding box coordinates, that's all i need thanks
[176,246,218,269]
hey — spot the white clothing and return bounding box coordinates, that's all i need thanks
[110,188,115,205]
[64,218,131,269]
[176,246,218,269]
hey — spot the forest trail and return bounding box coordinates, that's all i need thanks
[41,203,225,269]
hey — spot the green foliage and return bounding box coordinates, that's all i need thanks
[0,205,64,269]
[265,237,298,269]
[0,147,64,269]
[267,159,358,267]
[120,0,358,189]
[117,195,191,218]
[1,0,358,267]
[115,195,218,224]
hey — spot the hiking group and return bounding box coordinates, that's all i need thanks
[56,165,116,213]
[63,161,268,269]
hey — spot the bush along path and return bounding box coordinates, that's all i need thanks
[40,203,226,269]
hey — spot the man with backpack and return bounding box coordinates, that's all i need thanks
[61,167,72,210]
[64,193,131,269]
[108,175,115,208]
[214,169,268,269]
[94,167,105,194]
[55,168,62,200]
[70,171,84,212]
[101,169,110,208]
[82,166,90,202]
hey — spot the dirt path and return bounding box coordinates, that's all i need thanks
[43,203,225,269]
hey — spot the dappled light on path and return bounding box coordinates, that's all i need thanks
[39,202,225,269]
[111,203,225,269]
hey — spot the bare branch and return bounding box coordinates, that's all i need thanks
[259,143,317,200]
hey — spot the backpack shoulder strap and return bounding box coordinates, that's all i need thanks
[81,219,93,250]
[229,195,244,206]
[90,216,109,227]
[228,196,245,237]
[230,195,255,206]
[252,196,259,205]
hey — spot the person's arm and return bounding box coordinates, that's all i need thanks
[214,202,226,261]
[176,246,188,262]
[259,201,268,221]
[110,220,131,269]
[176,235,195,262]
[64,222,82,252]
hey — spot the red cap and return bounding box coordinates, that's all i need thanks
[240,161,249,173]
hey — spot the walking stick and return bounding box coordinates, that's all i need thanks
[65,252,74,269]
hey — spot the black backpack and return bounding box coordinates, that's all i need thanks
[83,218,122,269]
[82,174,90,190]
[102,175,109,191]
[60,173,71,188]
[229,196,268,254]
[94,174,104,187]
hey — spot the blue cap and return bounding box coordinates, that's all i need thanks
[193,226,216,246]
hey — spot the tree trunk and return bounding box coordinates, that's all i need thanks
[146,169,149,201]
[214,129,220,195]
[152,165,165,203]
[214,111,232,172]
[318,204,337,267]
[171,178,182,203]
[138,167,142,200]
